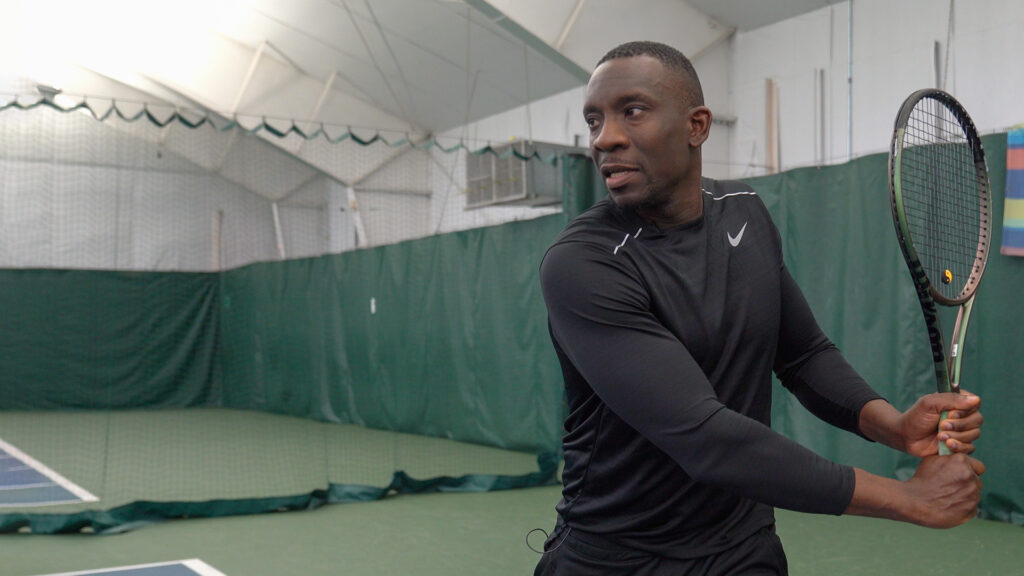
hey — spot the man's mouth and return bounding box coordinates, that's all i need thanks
[600,164,639,189]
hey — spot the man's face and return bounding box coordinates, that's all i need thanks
[584,55,696,211]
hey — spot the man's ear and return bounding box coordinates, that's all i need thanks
[688,106,712,147]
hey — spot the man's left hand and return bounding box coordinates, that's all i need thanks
[899,391,983,457]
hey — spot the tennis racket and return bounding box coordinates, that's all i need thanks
[888,88,991,456]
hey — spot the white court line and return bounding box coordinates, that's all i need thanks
[2,497,87,507]
[0,481,55,490]
[32,559,228,576]
[0,437,98,504]
[181,559,230,576]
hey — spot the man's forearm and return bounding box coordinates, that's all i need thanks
[845,468,909,522]
[857,398,906,451]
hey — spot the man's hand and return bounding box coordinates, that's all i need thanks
[900,453,986,528]
[859,393,983,456]
[899,392,983,457]
[847,454,985,528]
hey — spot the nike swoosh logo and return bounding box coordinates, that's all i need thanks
[727,222,748,247]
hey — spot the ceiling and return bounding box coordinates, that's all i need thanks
[0,0,844,202]
[685,0,845,32]
[1,0,590,138]
[1,0,845,139]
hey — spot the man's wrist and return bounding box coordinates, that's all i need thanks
[857,398,906,451]
[846,468,913,523]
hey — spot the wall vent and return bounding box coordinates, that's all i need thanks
[465,141,583,209]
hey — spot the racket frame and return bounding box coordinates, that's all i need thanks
[888,88,991,454]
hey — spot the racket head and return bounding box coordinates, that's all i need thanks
[888,89,991,306]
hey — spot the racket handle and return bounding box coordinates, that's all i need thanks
[938,409,952,455]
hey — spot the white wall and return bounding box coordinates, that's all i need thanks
[0,105,318,271]
[451,86,588,151]
[728,0,1024,176]
[0,100,475,270]
[693,37,734,180]
[20,0,1022,266]
[0,158,284,271]
[439,30,737,182]
[445,0,1024,182]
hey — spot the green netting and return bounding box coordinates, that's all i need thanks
[0,94,562,163]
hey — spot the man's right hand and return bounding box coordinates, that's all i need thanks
[901,453,985,528]
[846,455,985,528]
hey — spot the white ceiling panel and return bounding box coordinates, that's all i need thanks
[686,0,846,31]
[0,0,855,201]
[2,0,589,137]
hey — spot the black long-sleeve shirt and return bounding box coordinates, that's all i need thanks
[539,178,883,558]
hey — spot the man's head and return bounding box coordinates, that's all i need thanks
[584,41,711,226]
[596,41,705,110]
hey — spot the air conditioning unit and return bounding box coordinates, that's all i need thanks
[465,141,583,209]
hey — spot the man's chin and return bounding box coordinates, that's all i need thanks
[608,189,646,208]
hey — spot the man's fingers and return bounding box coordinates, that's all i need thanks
[950,428,982,443]
[967,455,986,476]
[943,391,981,410]
[941,411,984,432]
[941,436,975,454]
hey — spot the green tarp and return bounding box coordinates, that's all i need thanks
[218,213,567,454]
[0,270,220,409]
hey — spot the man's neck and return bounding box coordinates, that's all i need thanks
[638,176,704,229]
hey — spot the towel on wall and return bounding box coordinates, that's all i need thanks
[1001,126,1024,256]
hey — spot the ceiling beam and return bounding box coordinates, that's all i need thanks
[231,40,268,113]
[462,0,591,82]
[341,0,415,129]
[555,0,587,50]
[688,26,737,62]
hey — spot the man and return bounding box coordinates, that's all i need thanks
[535,41,984,575]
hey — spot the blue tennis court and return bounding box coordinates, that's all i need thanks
[0,438,97,507]
[33,559,226,576]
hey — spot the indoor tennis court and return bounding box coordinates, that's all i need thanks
[1,1,1022,575]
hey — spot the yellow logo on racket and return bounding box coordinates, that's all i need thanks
[943,269,953,284]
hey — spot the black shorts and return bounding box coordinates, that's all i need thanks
[533,525,788,576]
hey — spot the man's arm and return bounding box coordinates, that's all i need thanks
[773,265,885,436]
[858,395,983,456]
[846,456,985,528]
[769,263,985,525]
[773,266,983,455]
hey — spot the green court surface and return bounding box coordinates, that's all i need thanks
[0,408,542,524]
[2,485,1021,576]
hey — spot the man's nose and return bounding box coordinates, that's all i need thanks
[592,119,628,151]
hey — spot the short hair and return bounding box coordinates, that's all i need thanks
[596,41,704,107]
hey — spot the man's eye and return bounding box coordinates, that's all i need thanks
[585,117,599,129]
[625,107,643,117]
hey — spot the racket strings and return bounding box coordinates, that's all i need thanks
[900,99,987,301]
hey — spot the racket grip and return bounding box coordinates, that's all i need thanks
[938,409,952,456]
